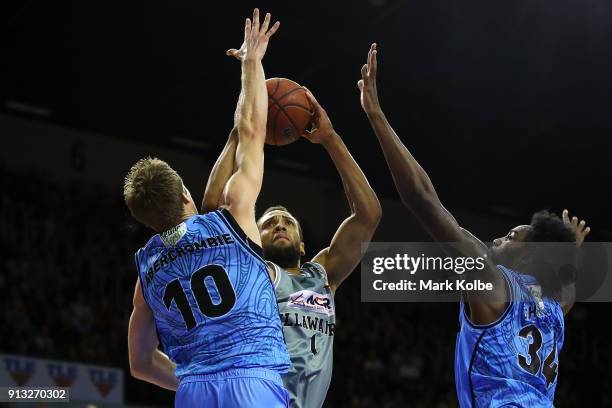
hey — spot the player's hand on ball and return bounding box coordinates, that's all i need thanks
[302,89,336,145]
[226,8,280,62]
[358,43,381,115]
[563,209,591,247]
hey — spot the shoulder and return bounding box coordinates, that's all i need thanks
[302,262,330,286]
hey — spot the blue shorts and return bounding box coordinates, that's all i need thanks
[175,368,289,408]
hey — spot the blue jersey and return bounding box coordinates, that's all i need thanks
[455,266,565,408]
[134,209,291,379]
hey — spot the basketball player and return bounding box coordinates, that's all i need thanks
[125,9,291,407]
[202,91,382,407]
[358,43,591,407]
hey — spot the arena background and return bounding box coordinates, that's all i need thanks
[1,1,611,406]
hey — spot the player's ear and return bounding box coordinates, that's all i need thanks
[299,242,305,257]
[181,185,192,204]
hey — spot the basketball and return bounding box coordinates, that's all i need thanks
[266,78,313,146]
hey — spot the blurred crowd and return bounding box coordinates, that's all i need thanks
[1,164,610,407]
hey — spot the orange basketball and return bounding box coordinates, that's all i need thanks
[266,78,313,146]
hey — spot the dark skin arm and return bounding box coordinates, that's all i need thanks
[560,209,591,314]
[359,43,505,324]
[304,90,382,292]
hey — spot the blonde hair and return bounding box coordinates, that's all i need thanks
[123,157,184,231]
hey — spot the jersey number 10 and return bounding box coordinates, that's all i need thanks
[163,265,236,330]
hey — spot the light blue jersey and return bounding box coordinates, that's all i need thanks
[455,266,564,408]
[134,209,291,379]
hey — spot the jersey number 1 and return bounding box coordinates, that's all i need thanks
[163,265,236,330]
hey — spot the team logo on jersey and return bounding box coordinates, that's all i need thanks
[160,222,187,246]
[47,363,77,387]
[527,285,545,310]
[287,290,335,316]
[89,368,118,397]
[3,357,35,386]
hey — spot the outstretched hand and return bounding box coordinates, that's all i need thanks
[226,8,280,62]
[563,209,591,247]
[358,43,381,115]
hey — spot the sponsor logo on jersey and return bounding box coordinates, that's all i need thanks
[287,290,335,316]
[160,222,187,246]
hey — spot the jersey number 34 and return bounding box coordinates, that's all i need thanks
[517,324,558,388]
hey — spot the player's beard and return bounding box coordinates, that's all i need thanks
[264,241,301,269]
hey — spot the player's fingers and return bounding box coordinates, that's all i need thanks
[361,64,368,79]
[244,18,251,39]
[371,49,378,76]
[579,220,586,231]
[226,48,238,57]
[368,43,376,69]
[252,9,260,33]
[303,88,323,120]
[303,87,320,109]
[584,226,591,236]
[358,79,364,91]
[266,21,280,38]
[261,12,271,33]
[562,209,569,224]
[571,216,578,227]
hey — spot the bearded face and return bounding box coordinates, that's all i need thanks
[257,210,304,269]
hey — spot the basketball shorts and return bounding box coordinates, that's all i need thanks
[175,368,289,408]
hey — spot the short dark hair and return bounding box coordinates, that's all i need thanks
[260,205,303,240]
[525,210,575,243]
[524,210,577,298]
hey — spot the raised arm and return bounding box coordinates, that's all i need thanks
[559,209,591,314]
[304,90,382,291]
[128,279,179,391]
[201,127,238,213]
[359,44,505,324]
[221,9,280,245]
[359,44,463,239]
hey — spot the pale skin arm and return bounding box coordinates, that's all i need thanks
[201,127,238,213]
[128,279,179,391]
[221,9,280,245]
[304,90,382,292]
[359,44,505,324]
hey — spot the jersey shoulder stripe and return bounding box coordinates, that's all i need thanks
[215,208,266,264]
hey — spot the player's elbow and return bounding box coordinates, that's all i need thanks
[129,357,151,380]
[369,199,383,226]
[356,200,382,229]
[399,188,437,214]
[129,362,144,379]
